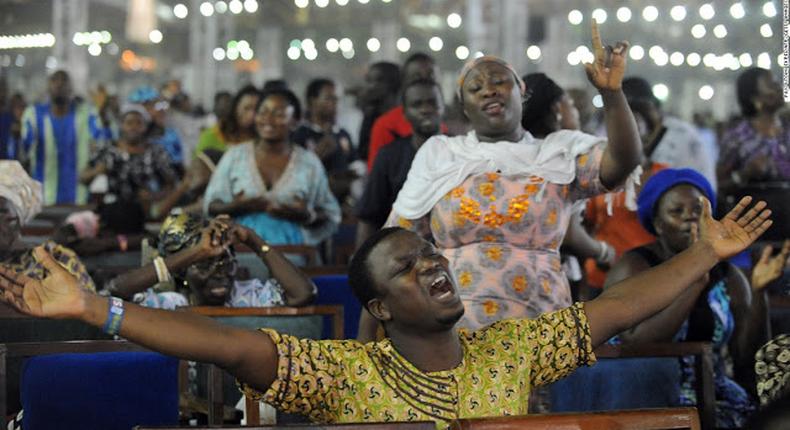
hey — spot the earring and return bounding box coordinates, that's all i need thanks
[556,113,563,124]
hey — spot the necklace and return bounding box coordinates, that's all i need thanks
[369,341,461,423]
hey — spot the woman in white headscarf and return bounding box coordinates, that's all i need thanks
[0,160,95,291]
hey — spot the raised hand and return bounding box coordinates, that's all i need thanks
[193,215,234,260]
[583,19,629,91]
[751,240,790,290]
[698,196,772,260]
[0,247,87,319]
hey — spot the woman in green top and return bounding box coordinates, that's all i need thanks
[195,85,260,155]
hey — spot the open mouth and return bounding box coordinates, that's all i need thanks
[429,273,454,301]
[482,101,504,115]
[208,286,229,297]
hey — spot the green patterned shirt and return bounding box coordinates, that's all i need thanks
[241,302,596,428]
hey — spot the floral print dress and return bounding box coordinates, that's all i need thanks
[388,144,608,330]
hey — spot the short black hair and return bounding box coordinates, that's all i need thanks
[369,62,401,94]
[622,77,659,108]
[262,79,289,92]
[258,87,302,121]
[220,85,261,137]
[348,227,405,311]
[521,73,565,137]
[400,78,442,105]
[403,52,435,69]
[305,78,334,102]
[737,67,771,117]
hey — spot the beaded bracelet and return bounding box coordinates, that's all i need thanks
[153,256,171,283]
[103,297,125,335]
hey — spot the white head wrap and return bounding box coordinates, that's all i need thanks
[0,160,43,225]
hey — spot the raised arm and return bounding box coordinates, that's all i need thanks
[585,196,772,347]
[0,248,278,394]
[108,217,233,299]
[583,20,643,189]
[602,249,710,344]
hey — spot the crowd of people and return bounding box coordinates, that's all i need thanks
[0,21,789,429]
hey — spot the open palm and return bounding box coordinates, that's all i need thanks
[584,20,629,91]
[751,240,790,290]
[0,247,86,319]
[698,196,772,260]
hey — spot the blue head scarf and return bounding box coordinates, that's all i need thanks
[637,168,716,235]
[127,86,159,104]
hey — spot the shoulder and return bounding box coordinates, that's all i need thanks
[542,129,606,151]
[378,137,411,156]
[604,247,655,288]
[463,318,524,343]
[664,117,702,139]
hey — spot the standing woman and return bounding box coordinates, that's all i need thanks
[377,22,642,331]
[203,88,341,246]
[196,85,261,156]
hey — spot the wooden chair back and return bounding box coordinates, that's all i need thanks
[592,342,713,430]
[135,422,436,429]
[449,407,700,430]
[184,306,344,425]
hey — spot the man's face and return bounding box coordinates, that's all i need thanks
[48,71,72,104]
[312,84,338,120]
[367,230,464,333]
[403,83,444,138]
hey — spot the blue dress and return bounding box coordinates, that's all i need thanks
[630,246,755,428]
[203,142,341,246]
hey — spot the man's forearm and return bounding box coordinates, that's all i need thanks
[586,241,718,346]
[80,293,277,390]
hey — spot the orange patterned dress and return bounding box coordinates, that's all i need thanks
[388,144,608,330]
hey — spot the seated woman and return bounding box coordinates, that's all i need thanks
[0,160,94,292]
[605,168,776,428]
[203,88,341,246]
[128,86,185,173]
[105,213,316,309]
[196,85,260,155]
[79,104,179,217]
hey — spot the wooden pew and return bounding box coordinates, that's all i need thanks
[185,305,344,425]
[449,407,701,430]
[592,342,714,430]
[135,422,436,429]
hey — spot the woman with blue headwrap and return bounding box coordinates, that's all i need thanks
[128,86,185,170]
[605,168,778,428]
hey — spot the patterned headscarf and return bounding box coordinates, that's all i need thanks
[157,213,205,257]
[456,55,527,102]
[756,334,790,407]
[0,160,43,225]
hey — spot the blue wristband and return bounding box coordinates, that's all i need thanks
[103,297,125,335]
